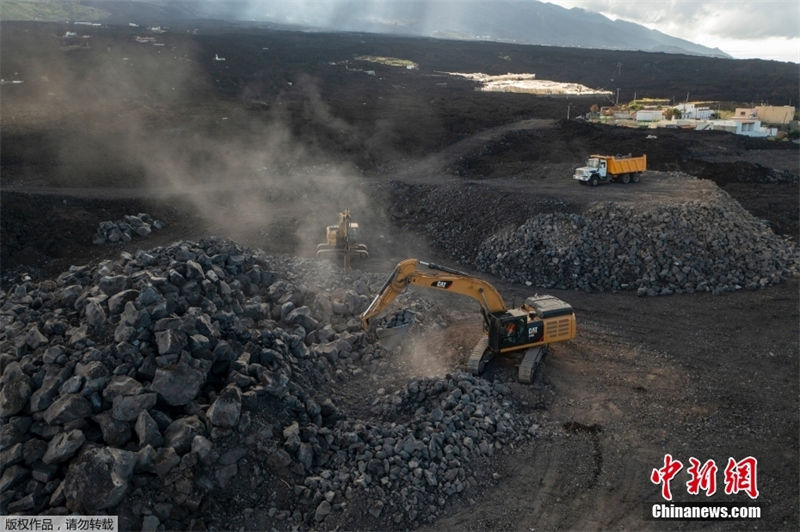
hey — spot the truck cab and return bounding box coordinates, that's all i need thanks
[573,157,607,185]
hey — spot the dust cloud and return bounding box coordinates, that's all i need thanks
[0,22,402,259]
[396,331,456,378]
[386,289,486,379]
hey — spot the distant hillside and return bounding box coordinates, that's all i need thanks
[178,0,733,58]
[0,0,108,22]
[12,0,731,59]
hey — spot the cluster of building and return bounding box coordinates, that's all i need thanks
[595,104,796,138]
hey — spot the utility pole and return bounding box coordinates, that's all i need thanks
[616,88,620,105]
[567,104,571,120]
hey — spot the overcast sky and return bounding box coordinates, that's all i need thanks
[546,0,800,62]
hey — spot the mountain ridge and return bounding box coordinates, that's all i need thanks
[14,0,733,59]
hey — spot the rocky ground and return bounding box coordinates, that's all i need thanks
[1,16,798,532]
[1,238,535,530]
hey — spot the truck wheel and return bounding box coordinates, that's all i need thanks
[589,175,598,187]
[621,173,631,184]
[632,173,641,183]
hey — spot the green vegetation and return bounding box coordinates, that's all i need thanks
[626,98,670,111]
[355,55,418,69]
[629,98,669,105]
[636,98,669,103]
[0,0,108,22]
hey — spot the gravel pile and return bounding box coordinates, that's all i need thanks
[476,196,799,295]
[386,181,568,262]
[314,373,531,527]
[93,213,164,245]
[0,238,531,530]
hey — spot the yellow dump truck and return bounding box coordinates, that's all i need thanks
[573,154,647,186]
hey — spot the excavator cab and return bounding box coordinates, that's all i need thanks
[487,312,528,351]
[324,220,361,248]
[486,306,555,351]
[316,209,368,272]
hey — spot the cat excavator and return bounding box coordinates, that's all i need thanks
[360,259,577,383]
[315,209,368,272]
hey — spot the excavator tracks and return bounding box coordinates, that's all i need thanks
[518,345,547,384]
[469,340,548,383]
[467,337,491,375]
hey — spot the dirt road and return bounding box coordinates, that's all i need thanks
[429,277,799,529]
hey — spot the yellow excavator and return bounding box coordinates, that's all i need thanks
[315,209,368,272]
[360,259,577,383]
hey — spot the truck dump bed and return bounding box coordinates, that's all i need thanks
[592,154,647,174]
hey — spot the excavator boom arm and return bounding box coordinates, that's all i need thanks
[337,209,351,243]
[360,259,507,330]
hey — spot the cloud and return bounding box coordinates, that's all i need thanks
[549,0,799,39]
[548,0,800,60]
[694,35,800,62]
[201,0,799,61]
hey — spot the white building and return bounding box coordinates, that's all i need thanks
[635,109,664,121]
[674,103,714,120]
[695,119,776,138]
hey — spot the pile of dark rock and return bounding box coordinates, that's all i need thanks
[309,373,531,528]
[0,238,532,530]
[379,309,415,329]
[385,181,568,263]
[476,196,799,295]
[93,214,164,245]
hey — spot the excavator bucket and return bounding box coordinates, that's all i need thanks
[373,310,414,351]
[375,323,411,351]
